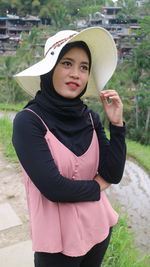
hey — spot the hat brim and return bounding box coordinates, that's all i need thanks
[14,27,117,97]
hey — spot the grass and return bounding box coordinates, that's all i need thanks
[0,103,26,161]
[0,117,17,162]
[102,212,150,266]
[0,102,27,112]
[127,139,150,175]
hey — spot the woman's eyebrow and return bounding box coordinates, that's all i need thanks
[81,61,89,65]
[62,57,89,65]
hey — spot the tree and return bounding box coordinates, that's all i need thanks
[116,14,150,144]
[43,0,70,29]
[105,0,150,145]
[0,56,26,103]
[0,27,42,103]
[32,0,41,15]
[117,0,140,20]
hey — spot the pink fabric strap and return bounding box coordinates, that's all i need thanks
[89,113,95,129]
[25,108,49,131]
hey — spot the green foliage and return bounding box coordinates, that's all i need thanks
[0,0,104,19]
[0,55,26,103]
[103,212,150,266]
[0,27,43,104]
[78,5,102,18]
[121,15,150,145]
[117,0,140,19]
[0,102,26,111]
[139,1,150,16]
[0,0,149,20]
[102,10,150,145]
[127,139,150,175]
[0,117,17,161]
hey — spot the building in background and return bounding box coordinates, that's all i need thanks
[88,5,141,60]
[0,15,43,55]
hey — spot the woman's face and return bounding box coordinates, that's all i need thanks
[52,47,90,99]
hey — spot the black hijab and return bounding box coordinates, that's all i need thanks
[24,41,93,155]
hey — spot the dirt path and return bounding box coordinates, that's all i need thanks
[0,146,150,255]
[107,159,150,254]
[0,146,30,249]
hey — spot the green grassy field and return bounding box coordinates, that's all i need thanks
[127,140,150,175]
[0,117,17,161]
[105,130,150,175]
[102,212,150,267]
[0,102,27,112]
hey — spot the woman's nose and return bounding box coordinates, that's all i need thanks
[69,66,79,79]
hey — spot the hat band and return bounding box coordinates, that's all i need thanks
[44,33,77,57]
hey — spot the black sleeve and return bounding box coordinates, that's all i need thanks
[12,110,100,203]
[91,111,126,184]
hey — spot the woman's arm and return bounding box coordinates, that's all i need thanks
[91,90,126,184]
[96,121,126,184]
[12,110,100,203]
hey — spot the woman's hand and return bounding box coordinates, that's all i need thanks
[99,90,123,126]
[94,174,111,191]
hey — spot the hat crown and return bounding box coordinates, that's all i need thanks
[44,30,78,56]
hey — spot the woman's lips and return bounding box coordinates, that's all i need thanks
[66,81,79,89]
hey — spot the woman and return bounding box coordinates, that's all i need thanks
[12,27,126,267]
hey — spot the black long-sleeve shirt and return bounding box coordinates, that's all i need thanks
[12,104,126,203]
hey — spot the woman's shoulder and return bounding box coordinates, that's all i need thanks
[13,106,46,133]
[14,108,37,124]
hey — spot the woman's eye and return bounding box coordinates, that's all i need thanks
[80,65,89,71]
[61,61,72,67]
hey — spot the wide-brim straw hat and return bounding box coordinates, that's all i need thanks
[14,27,117,97]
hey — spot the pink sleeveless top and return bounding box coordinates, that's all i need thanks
[22,109,118,256]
